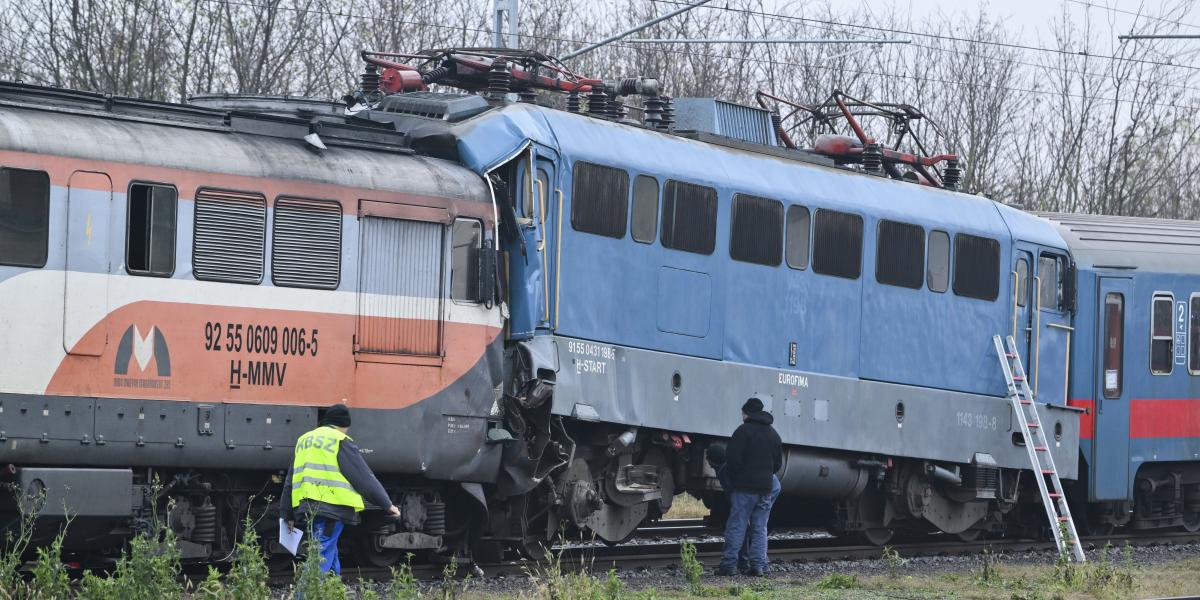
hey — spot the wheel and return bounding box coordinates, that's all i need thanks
[1183,512,1200,533]
[955,529,983,542]
[861,528,894,546]
[350,532,403,568]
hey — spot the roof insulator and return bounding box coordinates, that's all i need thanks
[943,158,962,191]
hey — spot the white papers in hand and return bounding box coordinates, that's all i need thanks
[279,518,302,555]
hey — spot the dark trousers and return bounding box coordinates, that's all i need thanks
[720,475,781,571]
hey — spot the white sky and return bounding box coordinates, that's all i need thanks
[788,0,1200,55]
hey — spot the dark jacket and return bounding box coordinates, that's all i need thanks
[724,411,783,494]
[280,436,392,526]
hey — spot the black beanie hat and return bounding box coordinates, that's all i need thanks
[741,397,764,414]
[321,404,352,428]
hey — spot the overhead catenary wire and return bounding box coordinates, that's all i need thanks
[646,0,1200,72]
[13,0,1198,111]
[1065,0,1200,31]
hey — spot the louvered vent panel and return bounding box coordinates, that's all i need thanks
[192,188,267,284]
[272,197,343,289]
[356,217,444,356]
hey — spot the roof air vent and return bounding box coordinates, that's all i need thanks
[375,92,490,122]
[672,98,778,146]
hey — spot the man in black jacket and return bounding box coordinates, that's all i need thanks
[717,397,783,576]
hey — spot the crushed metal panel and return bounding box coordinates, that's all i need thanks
[356,216,445,356]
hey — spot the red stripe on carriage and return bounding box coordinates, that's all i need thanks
[1129,398,1200,439]
[1067,398,1094,440]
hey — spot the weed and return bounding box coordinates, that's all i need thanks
[388,553,420,600]
[881,545,906,578]
[680,539,704,592]
[814,572,859,590]
[0,485,45,597]
[227,515,270,600]
[293,521,348,600]
[1083,542,1133,595]
[27,521,71,600]
[192,566,226,599]
[978,548,1002,586]
[604,568,624,600]
[358,580,382,600]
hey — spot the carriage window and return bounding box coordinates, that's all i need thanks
[1103,293,1124,398]
[272,197,342,289]
[1151,293,1174,375]
[927,230,949,293]
[785,205,810,270]
[127,183,178,277]
[876,220,924,289]
[952,233,1000,301]
[451,219,482,301]
[812,209,863,279]
[1191,295,1200,375]
[661,180,717,255]
[192,188,267,284]
[0,167,50,268]
[1015,258,1029,307]
[631,175,658,244]
[730,194,783,266]
[1038,254,1064,310]
[571,162,628,239]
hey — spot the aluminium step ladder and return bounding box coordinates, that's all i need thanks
[993,335,1086,562]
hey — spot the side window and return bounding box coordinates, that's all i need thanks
[272,197,342,289]
[1038,254,1063,310]
[927,230,950,293]
[785,205,810,270]
[126,183,178,277]
[1191,295,1200,375]
[0,167,50,268]
[1015,258,1029,307]
[571,162,628,238]
[192,188,267,284]
[729,194,783,266]
[451,219,483,301]
[812,209,863,280]
[1151,293,1174,375]
[875,219,924,289]
[1103,293,1124,398]
[631,175,658,244]
[952,233,1000,301]
[661,180,717,255]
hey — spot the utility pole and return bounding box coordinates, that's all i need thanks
[493,0,519,49]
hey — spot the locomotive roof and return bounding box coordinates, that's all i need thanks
[449,101,1067,250]
[1037,211,1200,275]
[0,82,490,204]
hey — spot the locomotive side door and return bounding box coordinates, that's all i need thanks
[63,170,113,356]
[1011,245,1035,361]
[1092,276,1132,500]
[505,147,558,336]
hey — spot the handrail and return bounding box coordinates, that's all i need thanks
[554,188,564,329]
[1011,270,1019,341]
[1048,322,1074,405]
[1033,276,1042,398]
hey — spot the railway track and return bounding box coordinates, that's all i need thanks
[290,530,1200,587]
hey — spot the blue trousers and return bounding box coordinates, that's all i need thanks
[720,475,781,571]
[311,516,344,575]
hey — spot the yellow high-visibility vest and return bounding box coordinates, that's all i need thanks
[290,426,365,511]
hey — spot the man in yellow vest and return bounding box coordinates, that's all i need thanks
[281,404,399,575]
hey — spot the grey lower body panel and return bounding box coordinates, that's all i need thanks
[542,335,1080,479]
[0,337,507,483]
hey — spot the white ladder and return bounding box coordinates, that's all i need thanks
[993,335,1086,562]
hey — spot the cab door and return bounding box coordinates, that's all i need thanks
[1092,277,1132,500]
[1011,245,1034,360]
[504,146,558,337]
[63,170,113,356]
